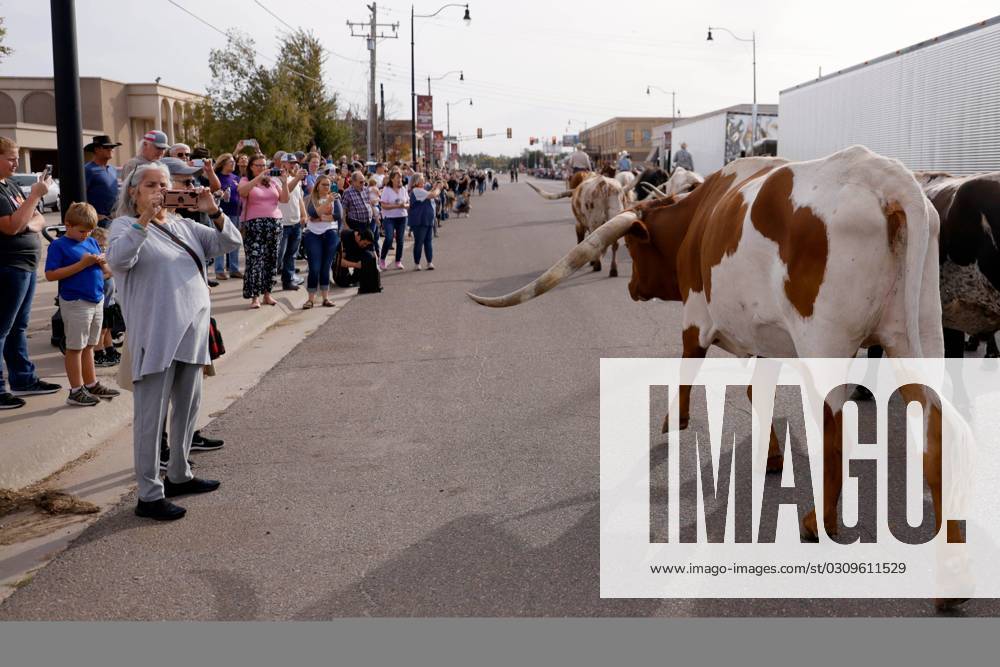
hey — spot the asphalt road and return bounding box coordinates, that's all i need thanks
[0,176,994,618]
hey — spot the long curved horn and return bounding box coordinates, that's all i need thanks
[467,211,639,308]
[527,181,572,200]
[641,181,670,199]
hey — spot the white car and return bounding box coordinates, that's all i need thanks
[9,173,60,212]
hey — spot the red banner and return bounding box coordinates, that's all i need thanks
[417,95,433,132]
[449,142,458,160]
[433,131,445,158]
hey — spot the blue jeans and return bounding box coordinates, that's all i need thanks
[278,224,302,287]
[302,228,340,293]
[0,266,39,393]
[412,226,434,264]
[214,214,241,274]
[380,216,406,262]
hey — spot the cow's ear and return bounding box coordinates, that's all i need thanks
[627,219,650,242]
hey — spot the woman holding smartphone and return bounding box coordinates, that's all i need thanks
[302,175,340,309]
[237,154,289,309]
[379,169,408,270]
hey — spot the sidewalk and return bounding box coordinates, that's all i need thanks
[1,216,346,490]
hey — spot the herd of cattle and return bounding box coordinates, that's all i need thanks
[471,145,1000,610]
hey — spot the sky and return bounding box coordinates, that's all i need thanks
[1,0,997,156]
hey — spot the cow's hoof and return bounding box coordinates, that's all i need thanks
[609,267,618,278]
[934,598,970,612]
[766,453,784,473]
[800,512,820,542]
[678,415,689,430]
[592,262,602,272]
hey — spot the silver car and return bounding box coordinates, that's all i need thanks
[9,173,60,212]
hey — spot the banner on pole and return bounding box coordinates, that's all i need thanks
[433,131,445,158]
[417,95,433,131]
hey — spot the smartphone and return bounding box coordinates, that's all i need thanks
[191,159,205,168]
[243,139,258,149]
[331,183,339,193]
[41,164,52,180]
[162,189,199,208]
[269,167,282,177]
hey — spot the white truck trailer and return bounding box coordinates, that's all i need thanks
[668,104,779,175]
[779,15,1000,174]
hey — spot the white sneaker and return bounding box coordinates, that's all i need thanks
[414,265,422,271]
[394,261,404,270]
[426,262,435,270]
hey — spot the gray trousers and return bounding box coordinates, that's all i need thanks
[133,360,201,501]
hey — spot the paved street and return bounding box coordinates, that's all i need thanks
[0,179,995,618]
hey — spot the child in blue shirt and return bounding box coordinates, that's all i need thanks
[44,203,120,406]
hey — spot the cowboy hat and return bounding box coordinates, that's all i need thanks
[84,134,122,152]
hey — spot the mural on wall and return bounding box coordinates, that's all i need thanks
[724,113,778,164]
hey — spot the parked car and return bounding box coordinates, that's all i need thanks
[9,173,60,212]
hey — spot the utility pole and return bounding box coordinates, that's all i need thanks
[348,4,398,162]
[50,0,84,217]
[380,82,387,161]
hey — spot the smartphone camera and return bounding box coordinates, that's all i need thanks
[269,168,282,177]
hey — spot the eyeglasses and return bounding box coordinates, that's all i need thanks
[177,178,195,187]
[176,152,191,158]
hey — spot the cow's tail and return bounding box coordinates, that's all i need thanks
[890,196,931,358]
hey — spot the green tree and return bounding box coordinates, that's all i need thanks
[0,17,13,62]
[189,29,351,158]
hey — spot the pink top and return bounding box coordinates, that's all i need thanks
[240,178,282,220]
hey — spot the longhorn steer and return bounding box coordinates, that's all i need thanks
[917,171,1000,351]
[527,174,628,276]
[472,146,957,555]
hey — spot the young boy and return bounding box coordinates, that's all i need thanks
[88,227,120,368]
[44,202,121,406]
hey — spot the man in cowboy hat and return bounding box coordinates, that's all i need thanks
[83,134,122,227]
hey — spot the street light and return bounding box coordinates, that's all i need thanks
[427,69,464,95]
[412,3,471,168]
[707,25,757,148]
[446,97,473,145]
[646,85,677,170]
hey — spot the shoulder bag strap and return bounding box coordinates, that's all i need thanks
[149,220,208,285]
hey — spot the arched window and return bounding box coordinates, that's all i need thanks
[22,92,57,125]
[0,92,16,124]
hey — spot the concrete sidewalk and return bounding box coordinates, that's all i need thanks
[1,219,344,490]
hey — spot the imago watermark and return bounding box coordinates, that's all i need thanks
[599,357,996,599]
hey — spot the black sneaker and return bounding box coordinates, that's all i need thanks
[11,379,62,396]
[190,431,224,451]
[106,349,121,366]
[163,477,221,498]
[94,350,113,367]
[86,382,121,400]
[207,279,220,287]
[0,392,26,410]
[159,447,195,470]
[135,498,186,521]
[282,283,300,291]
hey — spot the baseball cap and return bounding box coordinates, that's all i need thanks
[161,156,202,176]
[282,152,299,163]
[143,130,170,149]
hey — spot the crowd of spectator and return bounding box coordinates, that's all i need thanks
[0,130,502,521]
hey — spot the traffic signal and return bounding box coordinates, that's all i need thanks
[477,128,483,139]
[506,127,512,139]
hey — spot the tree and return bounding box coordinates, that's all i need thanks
[0,17,13,62]
[188,29,351,158]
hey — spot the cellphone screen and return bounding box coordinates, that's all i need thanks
[270,168,282,177]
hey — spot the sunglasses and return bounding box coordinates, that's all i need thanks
[176,152,191,158]
[177,178,195,187]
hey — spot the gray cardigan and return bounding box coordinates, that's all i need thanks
[107,212,242,381]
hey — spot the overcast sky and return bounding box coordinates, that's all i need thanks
[1,0,997,156]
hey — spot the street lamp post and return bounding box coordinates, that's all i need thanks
[646,85,676,170]
[446,98,473,144]
[411,3,471,169]
[707,26,757,148]
[428,70,463,96]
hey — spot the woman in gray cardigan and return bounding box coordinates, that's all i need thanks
[108,162,242,521]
